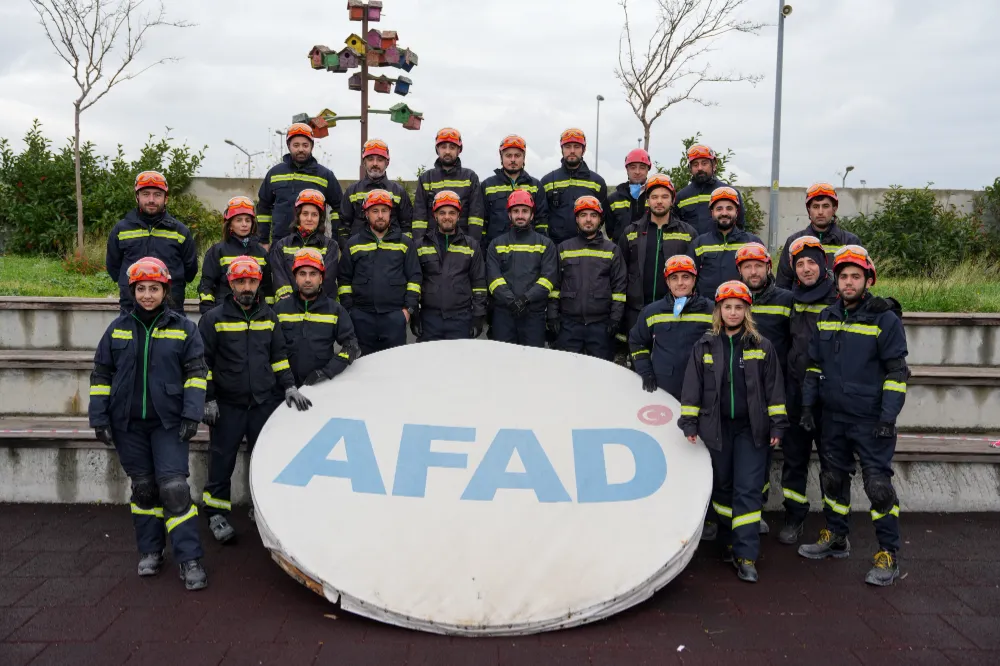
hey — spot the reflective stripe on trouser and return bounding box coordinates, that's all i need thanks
[819,414,901,552]
[203,399,281,517]
[780,397,825,523]
[708,418,769,561]
[490,307,546,348]
[350,308,408,356]
[113,420,202,561]
[557,318,614,361]
[418,310,472,342]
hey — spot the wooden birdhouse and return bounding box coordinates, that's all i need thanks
[383,46,398,65]
[377,51,391,66]
[373,76,392,94]
[366,29,382,49]
[322,51,340,69]
[381,30,398,49]
[366,50,381,67]
[308,45,332,70]
[309,115,328,132]
[338,47,360,69]
[403,112,423,131]
[348,73,363,91]
[405,50,419,67]
[347,0,364,21]
[319,109,337,127]
[344,34,366,55]
[389,102,412,124]
[394,75,412,96]
[367,0,382,21]
[292,112,311,124]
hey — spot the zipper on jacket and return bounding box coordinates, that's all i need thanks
[652,228,662,301]
[728,335,735,419]
[130,312,162,419]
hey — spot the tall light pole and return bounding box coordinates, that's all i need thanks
[595,94,605,167]
[225,139,263,179]
[767,1,792,254]
[841,165,855,188]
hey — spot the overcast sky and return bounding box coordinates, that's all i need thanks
[1,0,997,190]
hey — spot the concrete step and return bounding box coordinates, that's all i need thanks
[4,348,997,429]
[1,416,997,510]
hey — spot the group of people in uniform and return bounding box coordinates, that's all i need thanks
[91,124,908,592]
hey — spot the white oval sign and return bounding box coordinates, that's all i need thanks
[250,340,711,635]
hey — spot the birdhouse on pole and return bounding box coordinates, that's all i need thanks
[348,72,363,91]
[381,30,398,49]
[389,103,413,124]
[366,50,381,67]
[367,0,383,21]
[383,46,398,64]
[322,52,341,69]
[403,112,423,131]
[338,47,360,69]
[308,45,332,70]
[344,34,366,55]
[394,75,412,96]
[292,112,311,125]
[373,76,392,94]
[319,109,338,127]
[308,116,330,139]
[347,0,364,21]
[366,29,382,49]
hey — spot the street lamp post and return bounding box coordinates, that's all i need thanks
[767,0,791,255]
[595,94,605,167]
[842,165,855,188]
[224,139,264,179]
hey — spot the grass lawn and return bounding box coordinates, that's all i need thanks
[1,254,998,313]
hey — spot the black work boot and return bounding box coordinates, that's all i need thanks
[735,558,758,583]
[701,521,718,542]
[179,559,208,591]
[865,550,900,587]
[209,515,236,544]
[798,529,851,560]
[778,519,805,545]
[137,551,164,577]
[722,544,734,564]
[759,517,770,535]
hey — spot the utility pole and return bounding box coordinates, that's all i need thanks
[224,139,263,179]
[767,0,791,254]
[595,94,604,167]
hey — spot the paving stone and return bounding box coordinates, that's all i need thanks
[27,641,137,666]
[767,648,863,665]
[122,641,230,666]
[15,576,122,607]
[186,603,288,643]
[861,613,976,650]
[315,639,410,665]
[0,643,46,666]
[941,650,1000,665]
[941,615,1000,650]
[0,550,32,576]
[7,551,108,578]
[704,613,882,651]
[0,578,45,607]
[948,586,1000,615]
[852,648,952,665]
[882,586,976,616]
[102,604,209,643]
[7,602,122,642]
[498,641,593,666]
[219,642,321,665]
[0,606,40,640]
[408,638,502,666]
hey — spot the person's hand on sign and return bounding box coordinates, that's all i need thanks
[687,435,698,444]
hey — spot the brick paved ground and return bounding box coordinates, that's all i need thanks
[1,505,998,665]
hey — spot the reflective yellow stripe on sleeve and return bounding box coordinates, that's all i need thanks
[536,277,553,292]
[183,377,207,390]
[612,293,626,302]
[768,404,787,416]
[680,405,700,417]
[468,217,484,227]
[338,285,353,295]
[489,278,507,293]
[631,349,650,358]
[883,380,907,393]
[406,282,421,294]
[90,385,111,396]
[111,329,133,340]
[271,359,290,372]
[200,293,216,303]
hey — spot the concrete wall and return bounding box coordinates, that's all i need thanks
[187,177,978,247]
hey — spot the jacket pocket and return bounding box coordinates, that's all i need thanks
[164,383,183,396]
[843,380,878,398]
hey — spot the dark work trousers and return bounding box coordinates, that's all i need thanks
[113,420,202,562]
[762,447,773,505]
[820,414,901,553]
[419,310,471,342]
[708,418,769,562]
[203,399,281,517]
[350,308,408,356]
[557,318,614,360]
[781,397,825,525]
[491,307,546,347]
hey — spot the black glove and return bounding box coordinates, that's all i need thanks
[303,369,330,386]
[606,321,620,338]
[409,309,422,337]
[285,387,313,411]
[642,375,657,393]
[470,315,485,338]
[202,400,219,427]
[874,421,896,438]
[179,419,200,442]
[546,318,561,336]
[511,297,529,318]
[799,408,816,433]
[94,426,114,448]
[341,340,361,365]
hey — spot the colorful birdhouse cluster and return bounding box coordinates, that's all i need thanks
[348,73,363,91]
[308,45,331,70]
[344,34,366,55]
[394,75,412,96]
[381,30,398,49]
[373,76,392,94]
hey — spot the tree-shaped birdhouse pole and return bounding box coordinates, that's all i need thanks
[302,1,422,177]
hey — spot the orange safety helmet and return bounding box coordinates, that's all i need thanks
[735,242,771,267]
[625,148,651,168]
[435,127,463,147]
[127,257,171,285]
[687,144,717,164]
[362,189,394,210]
[788,235,824,268]
[134,170,168,193]
[715,280,752,304]
[506,189,535,210]
[806,182,839,206]
[645,173,676,196]
[226,255,263,282]
[292,247,325,274]
[710,186,740,209]
[286,123,314,143]
[499,135,527,152]
[295,189,327,210]
[574,195,602,215]
[833,244,877,285]
[362,138,390,160]
[433,190,462,212]
[560,128,587,147]
[664,254,698,279]
[224,195,255,220]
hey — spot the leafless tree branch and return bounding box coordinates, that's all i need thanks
[615,0,764,150]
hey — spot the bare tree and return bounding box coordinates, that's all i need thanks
[616,0,764,152]
[29,0,192,254]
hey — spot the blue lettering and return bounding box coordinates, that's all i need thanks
[273,418,386,494]
[391,424,474,497]
[572,429,666,503]
[461,429,571,503]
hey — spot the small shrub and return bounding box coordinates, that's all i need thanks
[62,234,107,275]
